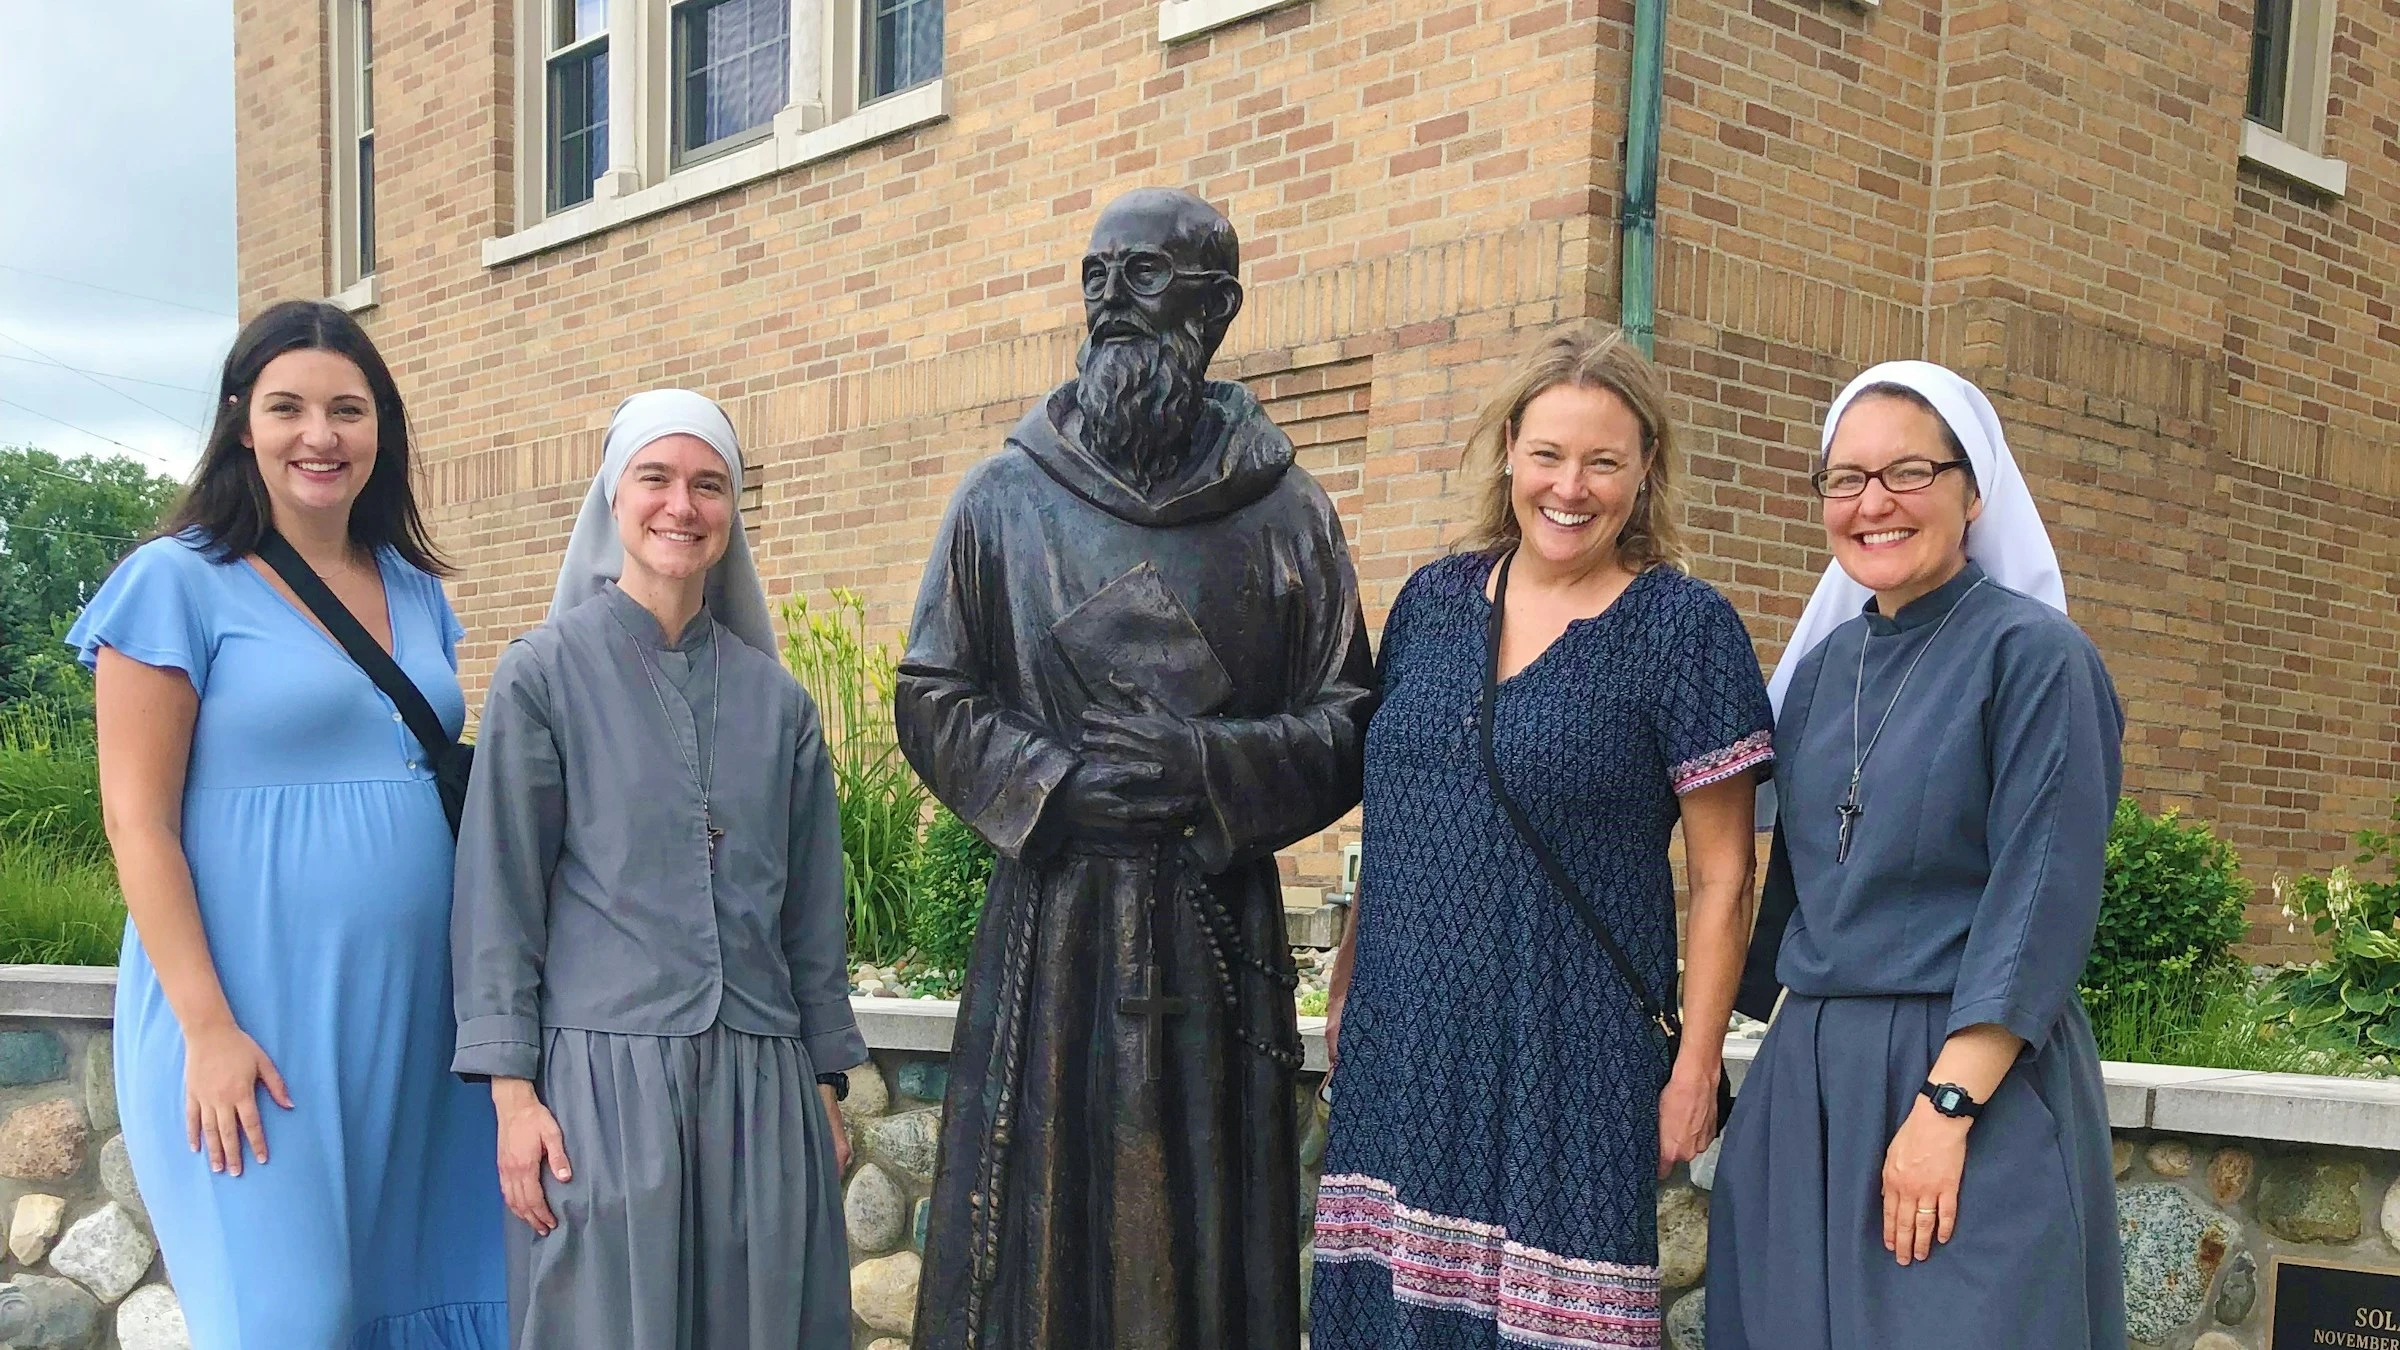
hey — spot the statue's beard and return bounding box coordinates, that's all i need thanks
[1073,321,1208,492]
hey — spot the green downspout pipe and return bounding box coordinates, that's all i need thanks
[1619,0,1666,356]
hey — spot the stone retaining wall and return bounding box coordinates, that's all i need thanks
[4,971,2392,1350]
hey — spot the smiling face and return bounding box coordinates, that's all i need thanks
[1821,393,1984,612]
[612,434,735,588]
[241,348,379,526]
[1506,383,1650,574]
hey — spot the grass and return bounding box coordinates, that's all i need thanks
[0,702,106,862]
[2086,967,2395,1079]
[0,840,124,966]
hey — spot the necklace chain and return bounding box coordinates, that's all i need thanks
[630,620,725,865]
[1841,578,1985,862]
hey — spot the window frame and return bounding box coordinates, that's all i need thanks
[858,0,943,106]
[544,0,613,213]
[671,0,791,168]
[327,0,378,306]
[2239,0,2348,196]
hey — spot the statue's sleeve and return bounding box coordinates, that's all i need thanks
[894,477,1081,861]
[1184,490,1378,872]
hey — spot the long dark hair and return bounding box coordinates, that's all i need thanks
[160,300,450,575]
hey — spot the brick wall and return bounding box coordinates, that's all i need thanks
[235,0,2400,954]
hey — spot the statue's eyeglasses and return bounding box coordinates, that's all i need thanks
[1081,249,1228,300]
[1810,457,1969,499]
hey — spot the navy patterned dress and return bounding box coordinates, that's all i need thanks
[1313,551,1773,1350]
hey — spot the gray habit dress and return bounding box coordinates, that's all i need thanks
[452,583,867,1350]
[1707,563,2127,1350]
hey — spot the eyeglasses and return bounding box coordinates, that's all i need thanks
[1810,457,1969,499]
[1081,249,1228,300]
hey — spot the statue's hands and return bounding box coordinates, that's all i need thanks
[1077,707,1206,803]
[1044,708,1207,838]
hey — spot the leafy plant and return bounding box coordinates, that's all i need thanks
[2085,964,2390,1078]
[2080,798,2250,1025]
[782,591,923,966]
[905,805,992,982]
[2266,798,2400,1055]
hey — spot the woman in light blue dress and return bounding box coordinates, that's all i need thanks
[70,300,506,1349]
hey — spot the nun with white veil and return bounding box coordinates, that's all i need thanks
[450,390,863,1350]
[1706,362,2127,1349]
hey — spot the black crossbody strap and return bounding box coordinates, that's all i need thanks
[256,532,454,766]
[1479,550,1679,1047]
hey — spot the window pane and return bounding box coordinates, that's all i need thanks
[676,0,789,154]
[864,0,942,102]
[2247,0,2292,130]
[358,134,376,278]
[547,41,608,212]
[554,0,607,49]
[359,0,374,131]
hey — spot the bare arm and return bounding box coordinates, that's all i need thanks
[95,648,291,1175]
[1659,772,1757,1174]
[1323,885,1362,1069]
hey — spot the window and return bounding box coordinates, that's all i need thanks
[861,0,942,103]
[2239,0,2347,195]
[547,0,611,211]
[674,0,790,161]
[328,0,377,300]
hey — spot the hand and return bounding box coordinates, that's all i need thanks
[820,1084,852,1173]
[493,1078,573,1236]
[183,1021,292,1176]
[1657,1060,1720,1180]
[1048,760,1201,837]
[1323,988,1346,1072]
[1077,708,1205,801]
[1882,1098,1969,1265]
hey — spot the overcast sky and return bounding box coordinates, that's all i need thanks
[0,2,237,478]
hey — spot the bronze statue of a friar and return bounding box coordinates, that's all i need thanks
[895,187,1377,1350]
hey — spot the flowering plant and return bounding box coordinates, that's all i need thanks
[2268,798,2400,1054]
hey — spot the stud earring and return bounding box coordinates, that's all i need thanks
[1501,464,1513,477]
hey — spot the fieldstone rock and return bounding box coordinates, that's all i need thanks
[8,1193,66,1265]
[2146,1139,2195,1179]
[2215,1250,2257,1325]
[0,1273,101,1347]
[852,1251,921,1336]
[0,1031,67,1087]
[895,1060,949,1103]
[1298,1105,1328,1172]
[2117,1184,2235,1344]
[1689,1135,1721,1192]
[846,1063,892,1120]
[867,1341,909,1350]
[862,1110,942,1183]
[846,1164,907,1254]
[1298,1241,1314,1323]
[116,1283,191,1350]
[49,1202,156,1303]
[2258,1157,2363,1245]
[1656,1182,1709,1290]
[2382,1176,2399,1252]
[85,1038,117,1134]
[2113,1138,2135,1179]
[1666,1288,1707,1349]
[2193,1334,2243,1350]
[0,1099,88,1181]
[101,1133,146,1222]
[914,1197,930,1252]
[2208,1148,2255,1208]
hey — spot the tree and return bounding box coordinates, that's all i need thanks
[0,445,185,711]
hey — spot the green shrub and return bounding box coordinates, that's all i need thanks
[906,805,992,979]
[2086,965,2390,1078]
[782,591,923,966]
[0,840,124,966]
[2080,798,2250,1023]
[0,702,105,862]
[2267,798,2400,1055]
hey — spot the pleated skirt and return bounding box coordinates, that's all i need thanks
[510,1024,851,1350]
[1705,994,2124,1350]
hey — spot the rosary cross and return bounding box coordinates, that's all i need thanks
[1836,779,1864,864]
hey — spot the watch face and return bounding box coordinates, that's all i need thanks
[1934,1085,1967,1114]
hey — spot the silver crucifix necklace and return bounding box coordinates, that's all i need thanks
[633,621,727,868]
[1838,578,1985,864]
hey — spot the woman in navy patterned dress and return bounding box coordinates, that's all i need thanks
[1313,326,1773,1350]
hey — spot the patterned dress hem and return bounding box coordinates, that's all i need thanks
[348,1299,510,1350]
[1316,1174,1662,1349]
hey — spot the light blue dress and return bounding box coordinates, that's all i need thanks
[69,533,507,1350]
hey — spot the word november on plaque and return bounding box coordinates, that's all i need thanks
[2269,1255,2400,1349]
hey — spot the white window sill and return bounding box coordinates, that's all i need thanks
[327,274,379,313]
[1159,0,1306,43]
[2240,119,2348,197]
[482,79,951,268]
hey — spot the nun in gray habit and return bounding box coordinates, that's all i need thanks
[1707,362,2126,1349]
[451,389,864,1350]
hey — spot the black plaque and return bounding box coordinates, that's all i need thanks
[2268,1255,2400,1348]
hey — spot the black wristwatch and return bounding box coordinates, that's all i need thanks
[1919,1081,1982,1119]
[816,1071,849,1102]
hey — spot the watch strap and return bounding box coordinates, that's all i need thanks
[1919,1081,1983,1119]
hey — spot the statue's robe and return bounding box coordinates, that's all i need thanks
[897,379,1376,1350]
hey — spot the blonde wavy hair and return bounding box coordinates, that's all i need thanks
[1462,323,1684,571]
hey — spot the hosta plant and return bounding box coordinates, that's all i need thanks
[2268,799,2400,1055]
